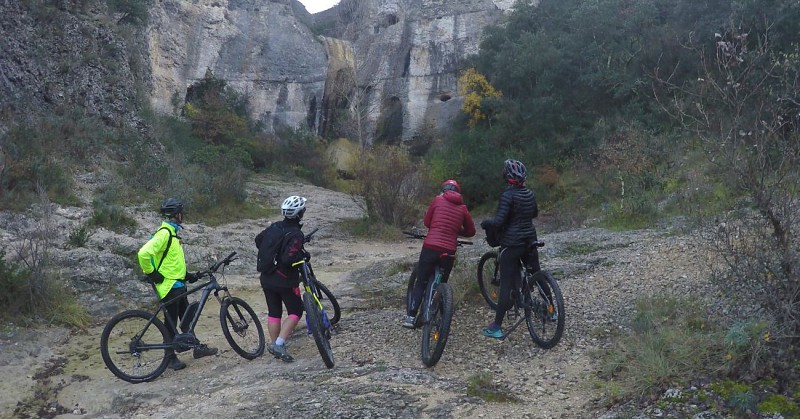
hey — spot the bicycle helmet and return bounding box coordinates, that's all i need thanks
[503,159,527,184]
[281,195,307,219]
[441,179,461,194]
[160,198,184,217]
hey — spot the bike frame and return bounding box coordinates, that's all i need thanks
[497,269,534,339]
[143,274,230,351]
[420,259,448,324]
[295,260,324,309]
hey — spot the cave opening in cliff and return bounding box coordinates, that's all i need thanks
[375,96,403,145]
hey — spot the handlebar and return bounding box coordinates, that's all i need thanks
[304,227,320,244]
[197,252,237,278]
[402,230,473,246]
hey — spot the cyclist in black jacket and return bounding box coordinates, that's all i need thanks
[479,159,540,339]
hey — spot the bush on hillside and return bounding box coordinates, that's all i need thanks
[352,145,432,227]
[658,24,800,382]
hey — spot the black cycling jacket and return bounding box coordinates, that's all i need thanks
[486,185,538,247]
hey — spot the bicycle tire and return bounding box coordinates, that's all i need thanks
[303,292,335,368]
[421,283,454,367]
[524,271,565,349]
[477,251,500,310]
[100,310,171,383]
[220,297,265,360]
[314,281,341,325]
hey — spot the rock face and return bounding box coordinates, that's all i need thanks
[147,0,512,143]
[147,0,328,133]
[335,0,510,144]
[0,0,514,144]
[0,1,145,134]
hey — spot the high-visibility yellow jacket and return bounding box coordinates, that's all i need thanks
[137,222,186,299]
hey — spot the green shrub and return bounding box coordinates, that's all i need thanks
[0,250,88,328]
[66,223,93,249]
[89,199,137,233]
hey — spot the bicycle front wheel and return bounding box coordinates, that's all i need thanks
[421,283,454,367]
[524,271,565,349]
[477,251,500,310]
[100,310,170,383]
[314,281,341,325]
[303,292,335,368]
[220,297,265,359]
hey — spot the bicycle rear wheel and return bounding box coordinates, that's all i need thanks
[314,281,341,325]
[220,297,265,359]
[303,292,335,368]
[523,271,565,349]
[477,251,500,310]
[421,283,454,367]
[100,310,170,383]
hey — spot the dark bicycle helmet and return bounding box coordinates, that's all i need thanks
[503,159,527,184]
[160,198,184,217]
[441,179,461,194]
[281,195,307,219]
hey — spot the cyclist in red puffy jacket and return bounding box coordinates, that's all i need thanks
[402,180,476,328]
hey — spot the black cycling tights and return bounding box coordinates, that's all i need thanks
[494,246,550,327]
[408,247,454,317]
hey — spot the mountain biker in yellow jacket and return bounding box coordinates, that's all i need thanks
[137,198,218,371]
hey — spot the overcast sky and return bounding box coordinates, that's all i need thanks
[297,0,339,14]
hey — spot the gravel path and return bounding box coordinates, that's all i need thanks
[0,177,723,418]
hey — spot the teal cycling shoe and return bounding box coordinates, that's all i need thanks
[482,324,504,339]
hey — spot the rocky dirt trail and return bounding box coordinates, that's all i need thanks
[0,177,720,419]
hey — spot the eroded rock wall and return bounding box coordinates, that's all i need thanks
[148,0,328,133]
[148,0,513,144]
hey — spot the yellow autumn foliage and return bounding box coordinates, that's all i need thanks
[457,68,502,128]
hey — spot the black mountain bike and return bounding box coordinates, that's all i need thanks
[100,252,265,383]
[477,241,565,348]
[404,231,472,367]
[294,228,337,368]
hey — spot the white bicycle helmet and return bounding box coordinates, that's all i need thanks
[281,195,307,219]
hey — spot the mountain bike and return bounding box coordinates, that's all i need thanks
[100,252,265,383]
[404,230,472,367]
[294,227,337,368]
[477,241,565,348]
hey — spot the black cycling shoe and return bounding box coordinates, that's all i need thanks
[168,355,186,370]
[193,344,218,359]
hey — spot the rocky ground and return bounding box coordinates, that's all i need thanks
[0,176,739,418]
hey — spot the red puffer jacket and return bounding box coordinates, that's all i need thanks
[423,191,476,252]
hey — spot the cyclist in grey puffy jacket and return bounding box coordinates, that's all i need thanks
[479,159,540,339]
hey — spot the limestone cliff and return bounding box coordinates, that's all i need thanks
[314,0,513,145]
[148,0,513,144]
[148,0,328,133]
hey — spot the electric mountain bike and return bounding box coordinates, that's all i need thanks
[404,230,472,367]
[100,252,265,383]
[295,228,337,368]
[477,241,565,348]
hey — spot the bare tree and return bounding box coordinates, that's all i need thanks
[655,27,800,368]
